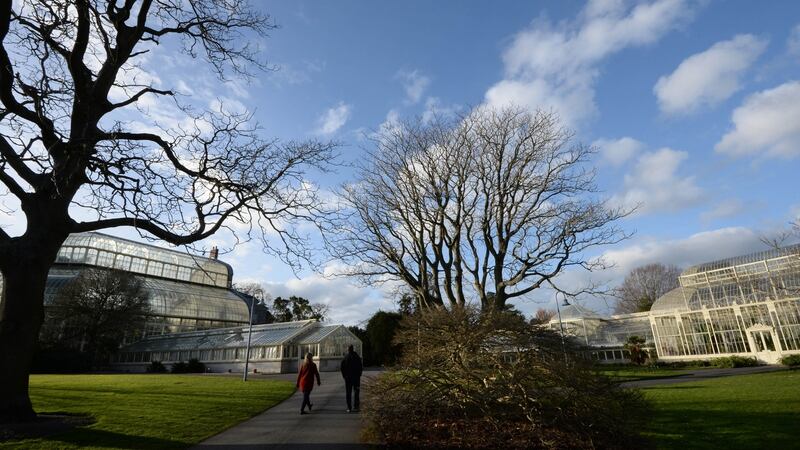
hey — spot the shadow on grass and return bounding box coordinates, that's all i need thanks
[646,385,703,390]
[195,445,377,449]
[0,413,95,442]
[45,428,188,449]
[645,409,797,450]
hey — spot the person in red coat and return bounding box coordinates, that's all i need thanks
[296,352,321,415]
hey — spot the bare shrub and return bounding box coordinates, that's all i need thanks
[362,307,650,449]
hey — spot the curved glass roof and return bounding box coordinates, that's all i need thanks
[44,267,249,323]
[56,232,233,288]
[681,243,800,278]
[650,287,690,313]
[559,303,602,321]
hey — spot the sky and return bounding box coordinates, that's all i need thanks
[4,0,800,326]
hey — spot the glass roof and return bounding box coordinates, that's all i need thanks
[297,325,343,344]
[681,243,800,278]
[121,320,322,352]
[559,303,602,321]
[650,287,691,313]
[58,232,233,288]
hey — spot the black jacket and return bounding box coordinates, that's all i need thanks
[340,350,363,380]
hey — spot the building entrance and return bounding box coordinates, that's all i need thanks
[747,326,780,364]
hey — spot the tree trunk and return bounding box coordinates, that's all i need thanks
[0,237,61,422]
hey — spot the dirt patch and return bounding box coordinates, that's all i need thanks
[0,414,95,442]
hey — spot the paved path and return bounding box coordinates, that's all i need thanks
[193,370,380,450]
[621,365,786,389]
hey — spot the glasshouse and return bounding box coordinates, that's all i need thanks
[42,232,250,336]
[547,304,654,363]
[112,319,362,373]
[649,243,800,364]
[549,243,800,364]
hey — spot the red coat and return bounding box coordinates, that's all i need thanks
[296,361,320,393]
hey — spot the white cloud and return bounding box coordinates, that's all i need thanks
[316,102,352,135]
[267,60,325,87]
[485,0,697,125]
[421,97,461,124]
[378,109,401,135]
[611,147,704,214]
[700,198,747,223]
[262,266,396,326]
[715,81,800,158]
[654,34,768,115]
[593,136,644,166]
[396,69,431,105]
[600,227,766,280]
[788,24,800,56]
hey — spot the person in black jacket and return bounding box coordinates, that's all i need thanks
[340,344,363,412]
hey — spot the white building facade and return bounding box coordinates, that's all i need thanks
[549,243,800,364]
[649,244,800,364]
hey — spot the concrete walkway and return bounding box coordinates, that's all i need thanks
[621,365,786,389]
[193,370,380,450]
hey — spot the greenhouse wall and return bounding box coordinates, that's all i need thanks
[111,321,363,374]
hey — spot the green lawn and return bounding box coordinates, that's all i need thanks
[642,370,800,450]
[1,374,295,449]
[597,366,693,382]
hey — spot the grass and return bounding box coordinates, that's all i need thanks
[1,374,295,449]
[597,366,693,382]
[642,370,800,450]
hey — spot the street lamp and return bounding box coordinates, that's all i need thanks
[555,292,570,362]
[242,292,258,382]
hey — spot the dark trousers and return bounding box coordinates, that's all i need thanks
[345,377,360,410]
[301,390,312,412]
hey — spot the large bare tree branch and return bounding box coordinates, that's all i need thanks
[0,0,332,421]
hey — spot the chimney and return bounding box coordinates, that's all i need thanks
[209,246,219,260]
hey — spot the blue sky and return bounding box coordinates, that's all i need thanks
[5,0,799,325]
[223,0,799,323]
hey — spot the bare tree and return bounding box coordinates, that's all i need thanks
[760,219,800,250]
[530,308,556,325]
[42,268,151,367]
[0,1,335,421]
[613,263,682,314]
[333,107,629,312]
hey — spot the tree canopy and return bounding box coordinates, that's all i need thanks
[271,296,328,322]
[333,107,629,311]
[613,263,681,314]
[42,268,150,367]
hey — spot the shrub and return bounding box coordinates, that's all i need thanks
[186,358,206,373]
[711,356,759,368]
[779,354,800,367]
[170,359,205,374]
[146,361,167,373]
[623,336,648,365]
[171,361,189,373]
[362,307,650,450]
[31,348,92,373]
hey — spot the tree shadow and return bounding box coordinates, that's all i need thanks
[645,409,797,450]
[44,428,189,449]
[0,413,94,441]
[195,445,378,449]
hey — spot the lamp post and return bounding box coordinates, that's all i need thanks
[242,293,257,382]
[555,292,570,362]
